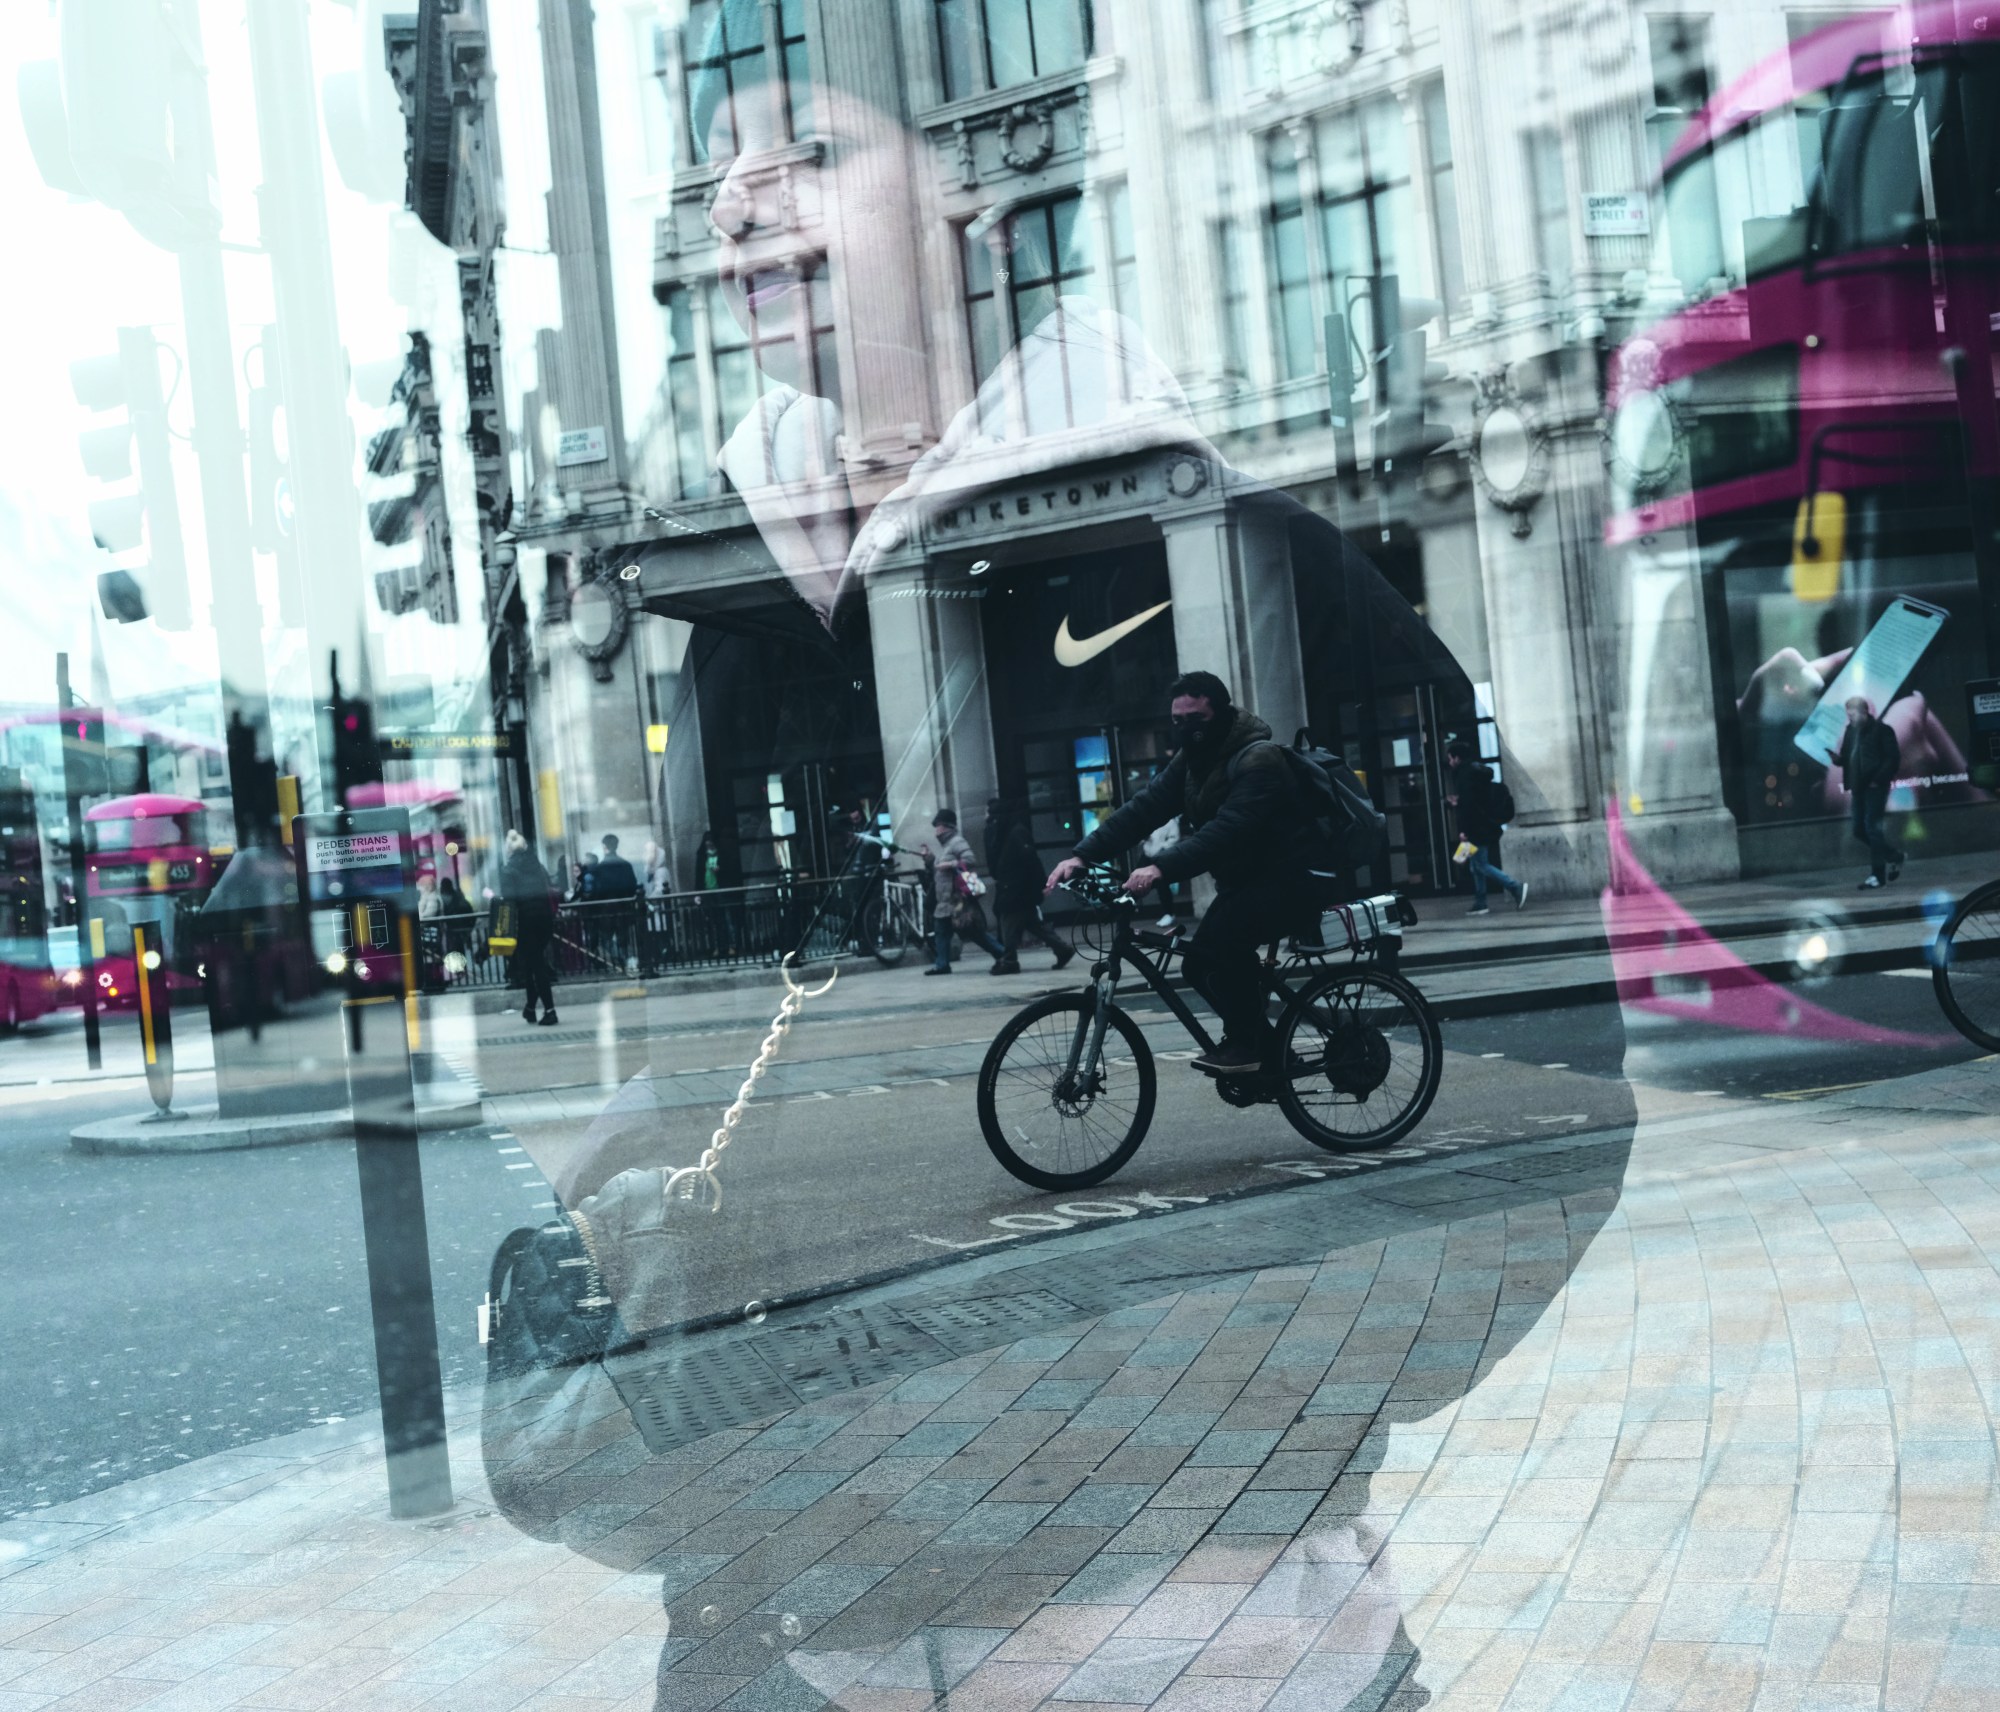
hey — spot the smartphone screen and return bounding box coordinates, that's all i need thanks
[1793,597,1948,766]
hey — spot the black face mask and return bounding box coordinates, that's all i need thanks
[1172,715,1215,750]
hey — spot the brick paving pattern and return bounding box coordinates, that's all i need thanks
[3,1061,1998,1709]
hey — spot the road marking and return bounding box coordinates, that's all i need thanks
[505,1163,534,1170]
[1541,1062,1569,1069]
[497,1146,523,1154]
[910,1232,1016,1252]
[1762,1079,1879,1101]
[1480,1052,1505,1059]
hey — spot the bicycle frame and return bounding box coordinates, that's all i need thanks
[1061,917,1335,1076]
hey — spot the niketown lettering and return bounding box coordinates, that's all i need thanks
[1054,600,1173,668]
[933,473,1143,532]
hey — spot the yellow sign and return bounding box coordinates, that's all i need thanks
[538,768,564,842]
[276,776,301,845]
[646,723,671,754]
[1791,491,1845,603]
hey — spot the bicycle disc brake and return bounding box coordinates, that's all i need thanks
[1322,1018,1392,1098]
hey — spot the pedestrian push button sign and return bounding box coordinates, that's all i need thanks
[293,810,414,905]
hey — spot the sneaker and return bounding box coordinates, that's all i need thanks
[538,1011,559,1025]
[1192,1038,1265,1076]
[990,958,1020,975]
[924,965,953,975]
[1888,858,1904,882]
[1052,945,1076,970]
[1514,882,1530,911]
[522,1004,537,1024]
[1467,905,1491,917]
[1859,876,1885,890]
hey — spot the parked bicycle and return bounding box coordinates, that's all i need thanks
[1931,879,2000,1050]
[853,833,931,968]
[976,866,1441,1190]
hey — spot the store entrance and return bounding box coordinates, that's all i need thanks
[1296,524,1480,897]
[981,543,1179,889]
[691,611,884,886]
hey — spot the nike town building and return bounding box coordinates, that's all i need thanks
[374,0,2000,902]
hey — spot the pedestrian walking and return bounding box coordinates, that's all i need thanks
[501,829,560,1025]
[1837,696,1905,889]
[984,796,1075,974]
[921,807,1006,975]
[1446,740,1528,916]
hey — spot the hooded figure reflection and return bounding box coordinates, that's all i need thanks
[483,8,1637,1707]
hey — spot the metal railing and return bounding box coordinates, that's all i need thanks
[415,877,875,992]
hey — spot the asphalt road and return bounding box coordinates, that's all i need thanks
[0,958,1977,1519]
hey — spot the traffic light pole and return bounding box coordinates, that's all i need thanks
[54,655,102,1072]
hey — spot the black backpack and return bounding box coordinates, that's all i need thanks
[1230,730,1387,874]
[1488,776,1517,825]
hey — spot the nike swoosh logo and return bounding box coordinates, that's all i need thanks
[1053,600,1173,668]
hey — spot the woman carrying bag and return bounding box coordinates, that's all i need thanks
[500,829,561,1025]
[921,807,1006,976]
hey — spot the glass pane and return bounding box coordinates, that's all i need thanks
[936,0,983,100]
[963,223,997,297]
[1029,0,1088,74]
[1008,207,1059,286]
[785,42,813,137]
[1050,195,1089,280]
[986,0,1036,89]
[21,4,2000,1692]
[1363,96,1409,182]
[1013,279,1059,339]
[1318,112,1366,200]
[967,291,1006,384]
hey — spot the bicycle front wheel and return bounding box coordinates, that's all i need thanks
[1933,880,2000,1051]
[861,895,912,967]
[1275,967,1441,1151]
[977,993,1156,1190]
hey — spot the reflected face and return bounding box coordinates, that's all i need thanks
[706,85,914,389]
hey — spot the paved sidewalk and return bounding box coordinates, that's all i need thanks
[6,1061,1999,1711]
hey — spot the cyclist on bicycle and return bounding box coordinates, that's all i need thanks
[1048,670,1313,1077]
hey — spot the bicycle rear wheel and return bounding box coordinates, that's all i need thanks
[860,895,912,967]
[1932,880,2000,1051]
[977,993,1156,1190]
[1275,966,1441,1151]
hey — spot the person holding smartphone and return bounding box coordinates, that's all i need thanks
[1837,696,1904,888]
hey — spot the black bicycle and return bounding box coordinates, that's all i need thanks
[976,867,1442,1190]
[1932,879,2000,1050]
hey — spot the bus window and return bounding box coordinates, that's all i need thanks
[1814,64,1936,259]
[1667,344,1800,491]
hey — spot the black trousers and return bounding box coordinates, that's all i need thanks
[1183,883,1309,1046]
[515,927,556,1014]
[996,903,1067,960]
[1851,785,1902,878]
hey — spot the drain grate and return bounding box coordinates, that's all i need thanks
[749,1306,954,1402]
[593,1129,1634,1456]
[901,1288,1089,1353]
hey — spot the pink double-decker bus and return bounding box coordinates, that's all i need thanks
[1599,4,1996,1051]
[1607,2,1998,870]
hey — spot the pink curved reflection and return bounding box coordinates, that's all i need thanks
[1602,799,1951,1048]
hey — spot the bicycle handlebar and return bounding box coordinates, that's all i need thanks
[1059,865,1140,910]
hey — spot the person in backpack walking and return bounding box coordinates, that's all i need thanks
[921,808,1007,974]
[1048,672,1316,1075]
[984,796,1076,974]
[1836,696,1904,889]
[1446,740,1528,915]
